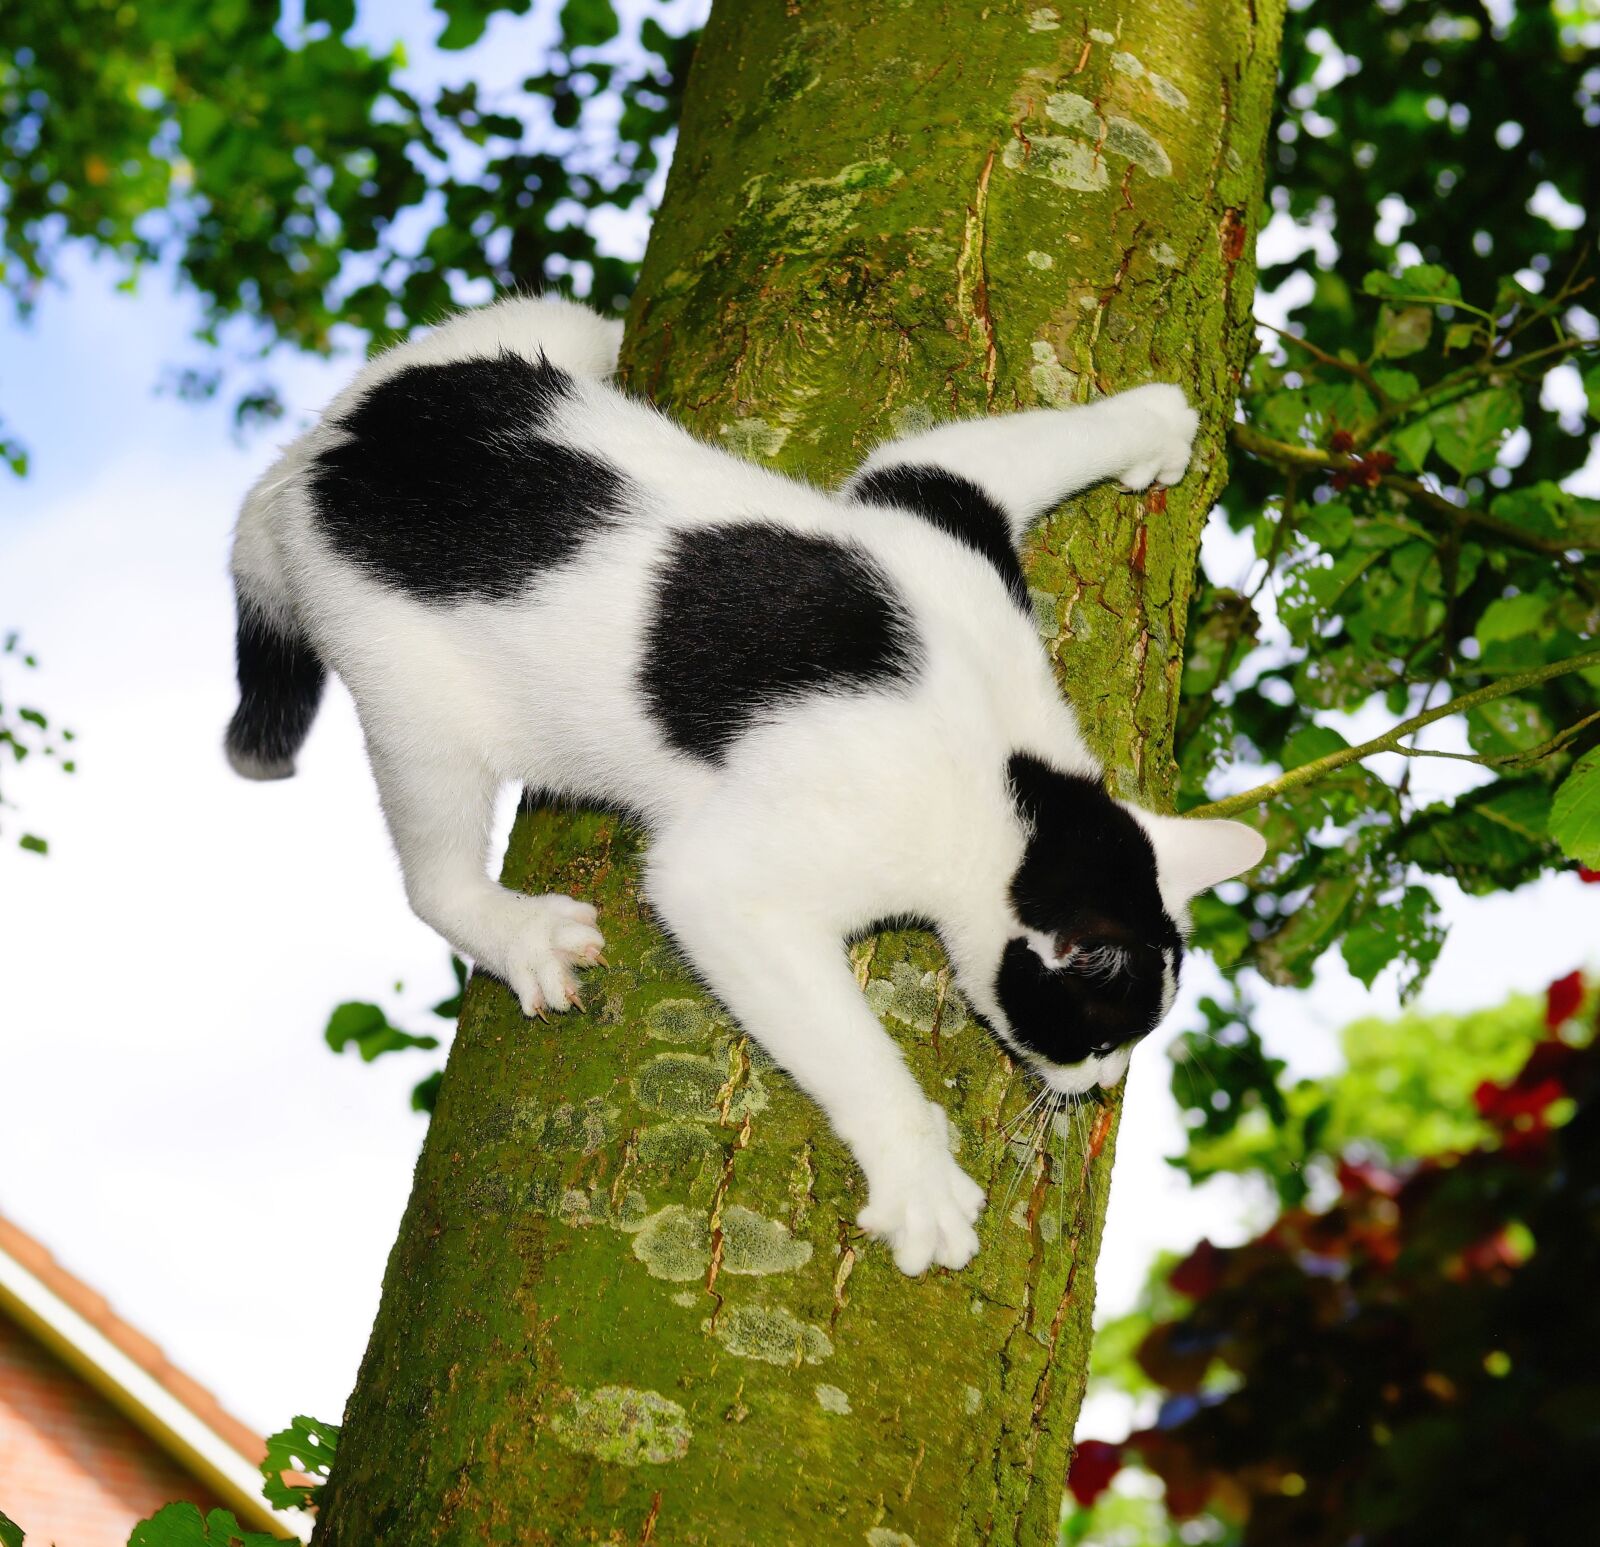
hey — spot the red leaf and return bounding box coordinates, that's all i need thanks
[1474,1075,1566,1125]
[1458,1228,1522,1277]
[1338,1159,1402,1198]
[1329,429,1356,454]
[1068,1440,1124,1508]
[1545,970,1584,1029]
[1169,1238,1223,1299]
[1578,868,1600,883]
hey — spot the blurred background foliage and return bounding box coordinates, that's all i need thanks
[3,1,1599,1542]
[1067,970,1598,1547]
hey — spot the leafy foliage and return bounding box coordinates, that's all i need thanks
[1172,0,1599,1140]
[324,955,464,1111]
[0,1508,22,1547]
[1171,988,1550,1206]
[0,0,700,449]
[324,1001,441,1062]
[0,632,76,853]
[1550,745,1600,866]
[126,1504,287,1547]
[261,1413,340,1512]
[1072,973,1600,1546]
[1186,263,1596,994]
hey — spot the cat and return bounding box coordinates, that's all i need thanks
[226,295,1265,1276]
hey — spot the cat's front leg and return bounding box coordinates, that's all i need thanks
[853,1094,987,1277]
[847,384,1199,539]
[367,740,605,1017]
[648,856,985,1274]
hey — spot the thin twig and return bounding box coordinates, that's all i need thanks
[1186,648,1600,819]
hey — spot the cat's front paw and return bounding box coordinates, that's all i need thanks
[857,1107,987,1276]
[1105,382,1200,491]
[503,893,605,1019]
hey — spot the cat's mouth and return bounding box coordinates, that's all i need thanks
[1038,1043,1134,1095]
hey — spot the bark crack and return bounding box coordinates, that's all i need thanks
[955,146,1000,405]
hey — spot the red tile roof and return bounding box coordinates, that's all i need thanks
[0,1208,267,1473]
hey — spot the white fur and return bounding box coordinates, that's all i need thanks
[231,297,1255,1275]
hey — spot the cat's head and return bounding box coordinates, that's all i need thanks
[989,754,1265,1094]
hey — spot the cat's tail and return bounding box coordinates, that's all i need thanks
[224,473,326,781]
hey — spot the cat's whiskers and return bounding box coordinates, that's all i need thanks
[1177,1031,1223,1107]
[997,1081,1052,1141]
[999,1091,1056,1217]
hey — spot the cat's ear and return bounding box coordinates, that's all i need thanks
[1137,811,1267,904]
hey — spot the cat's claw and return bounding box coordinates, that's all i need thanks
[1106,382,1201,491]
[858,1106,987,1275]
[504,893,604,1020]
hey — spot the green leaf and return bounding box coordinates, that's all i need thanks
[1361,263,1461,304]
[0,1507,23,1547]
[127,1503,286,1546]
[1373,303,1432,358]
[324,1002,440,1062]
[18,834,47,855]
[1256,875,1360,987]
[1400,781,1552,896]
[1369,367,1420,401]
[1442,321,1478,353]
[1387,418,1433,473]
[435,0,532,50]
[1300,500,1354,551]
[412,1070,445,1114]
[1466,696,1553,759]
[1550,747,1600,866]
[1477,593,1550,645]
[1425,386,1521,475]
[560,0,620,48]
[304,0,355,30]
[1486,482,1567,540]
[1340,886,1444,992]
[1584,361,1600,420]
[431,955,469,1019]
[261,1415,339,1513]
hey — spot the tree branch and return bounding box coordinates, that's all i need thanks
[1230,421,1600,559]
[1389,707,1600,770]
[1186,649,1600,819]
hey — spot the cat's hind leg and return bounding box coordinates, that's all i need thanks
[366,737,604,1017]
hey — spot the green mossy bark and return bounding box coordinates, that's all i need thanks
[314,3,1284,1543]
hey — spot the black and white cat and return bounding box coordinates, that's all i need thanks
[226,296,1265,1275]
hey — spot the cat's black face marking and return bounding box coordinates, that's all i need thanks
[310,350,626,602]
[641,523,920,761]
[849,464,1029,611]
[995,754,1183,1072]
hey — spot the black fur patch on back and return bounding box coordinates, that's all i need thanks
[996,754,1182,1065]
[641,523,920,761]
[849,465,1028,609]
[309,350,625,602]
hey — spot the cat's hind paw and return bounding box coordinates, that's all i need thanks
[858,1119,987,1276]
[504,894,605,1019]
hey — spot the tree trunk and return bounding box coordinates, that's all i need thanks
[314,2,1284,1542]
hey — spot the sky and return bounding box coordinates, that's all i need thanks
[1,13,1597,1459]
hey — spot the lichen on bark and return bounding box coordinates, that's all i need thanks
[314,3,1285,1543]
